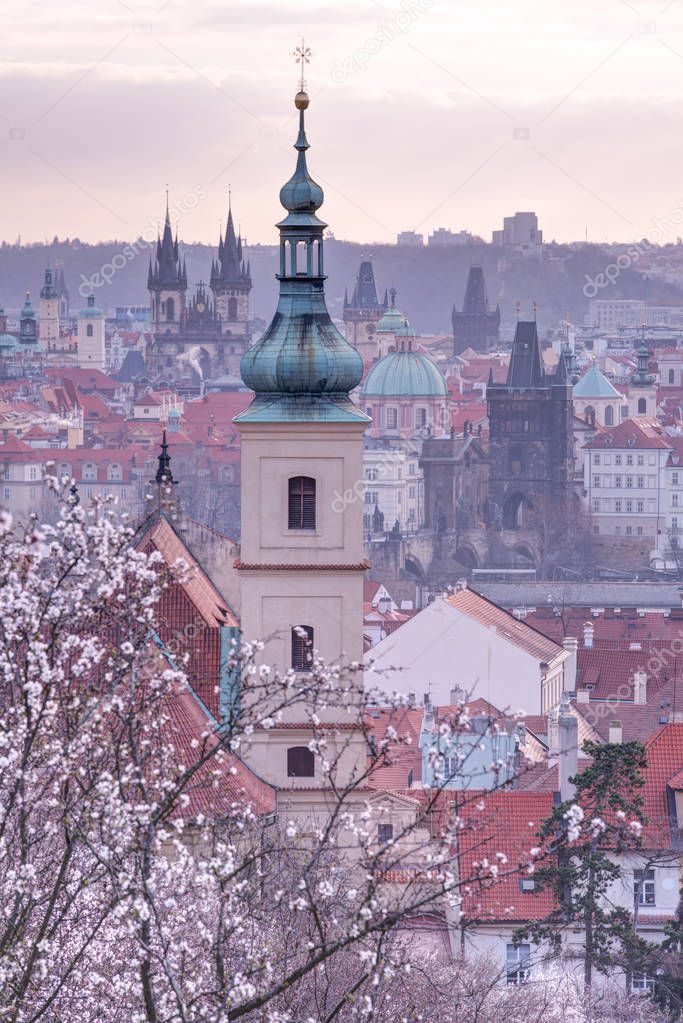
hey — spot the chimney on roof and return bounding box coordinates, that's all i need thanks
[576,688,591,704]
[633,669,647,705]
[558,696,578,803]
[455,578,467,592]
[608,719,623,744]
[450,686,466,705]
[562,636,579,692]
[408,692,417,709]
[583,622,594,649]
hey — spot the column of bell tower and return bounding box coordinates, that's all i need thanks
[234,87,369,798]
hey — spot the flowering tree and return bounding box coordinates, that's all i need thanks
[0,487,672,1022]
[0,486,527,1022]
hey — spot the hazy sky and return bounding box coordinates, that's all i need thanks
[3,0,683,246]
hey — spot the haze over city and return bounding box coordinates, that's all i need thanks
[4,0,683,244]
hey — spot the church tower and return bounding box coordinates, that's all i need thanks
[39,268,60,346]
[234,84,369,793]
[452,264,500,356]
[210,194,252,349]
[77,295,105,371]
[342,258,387,359]
[147,197,187,336]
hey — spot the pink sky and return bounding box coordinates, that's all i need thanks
[2,0,683,246]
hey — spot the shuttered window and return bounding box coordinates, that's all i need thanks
[288,476,316,529]
[291,625,314,671]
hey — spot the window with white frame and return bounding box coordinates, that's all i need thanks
[615,476,622,488]
[673,472,679,486]
[637,526,643,536]
[615,454,622,466]
[626,476,633,488]
[386,407,398,429]
[673,494,679,508]
[634,868,655,905]
[637,454,644,466]
[594,453,601,465]
[626,526,632,536]
[615,499,622,513]
[632,972,655,994]
[506,943,531,985]
[637,476,644,488]
[592,498,600,513]
[637,501,644,513]
[593,475,600,488]
[28,466,37,481]
[626,500,633,513]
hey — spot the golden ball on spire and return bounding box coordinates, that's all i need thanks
[295,90,310,110]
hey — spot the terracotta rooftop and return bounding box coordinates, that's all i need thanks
[445,587,564,663]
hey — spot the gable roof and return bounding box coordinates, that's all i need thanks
[445,587,564,663]
[139,515,237,628]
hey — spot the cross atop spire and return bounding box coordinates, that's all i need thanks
[294,39,311,92]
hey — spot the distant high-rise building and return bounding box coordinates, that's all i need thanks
[342,258,387,360]
[492,212,542,258]
[452,264,500,356]
[396,231,424,247]
[428,227,472,247]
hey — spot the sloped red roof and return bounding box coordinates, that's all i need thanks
[140,515,237,629]
[163,678,275,818]
[584,418,671,450]
[456,790,556,922]
[445,587,564,663]
[641,723,683,848]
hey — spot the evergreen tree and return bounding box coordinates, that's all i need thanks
[515,740,650,988]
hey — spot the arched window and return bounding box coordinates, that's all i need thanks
[228,297,238,321]
[288,476,316,529]
[585,405,596,427]
[416,408,427,428]
[637,397,647,415]
[287,745,314,778]
[86,324,93,338]
[291,625,314,671]
[166,297,175,322]
[386,407,398,430]
[669,369,675,384]
[605,405,614,426]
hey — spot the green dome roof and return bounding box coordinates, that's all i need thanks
[376,307,406,333]
[362,348,448,398]
[0,334,17,352]
[80,294,103,318]
[21,293,35,319]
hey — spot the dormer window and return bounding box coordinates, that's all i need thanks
[288,476,315,530]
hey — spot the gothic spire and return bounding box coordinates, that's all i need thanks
[155,429,176,485]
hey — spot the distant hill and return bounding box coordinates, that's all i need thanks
[2,238,683,337]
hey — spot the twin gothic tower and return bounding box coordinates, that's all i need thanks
[147,196,252,383]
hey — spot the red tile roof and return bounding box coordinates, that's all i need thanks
[445,587,564,663]
[584,418,671,450]
[640,724,683,848]
[455,790,556,922]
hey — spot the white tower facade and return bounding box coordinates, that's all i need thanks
[39,268,60,345]
[77,295,105,370]
[234,89,369,798]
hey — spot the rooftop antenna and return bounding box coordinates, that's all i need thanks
[516,301,521,322]
[533,302,537,322]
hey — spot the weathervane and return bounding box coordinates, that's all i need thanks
[294,39,311,91]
